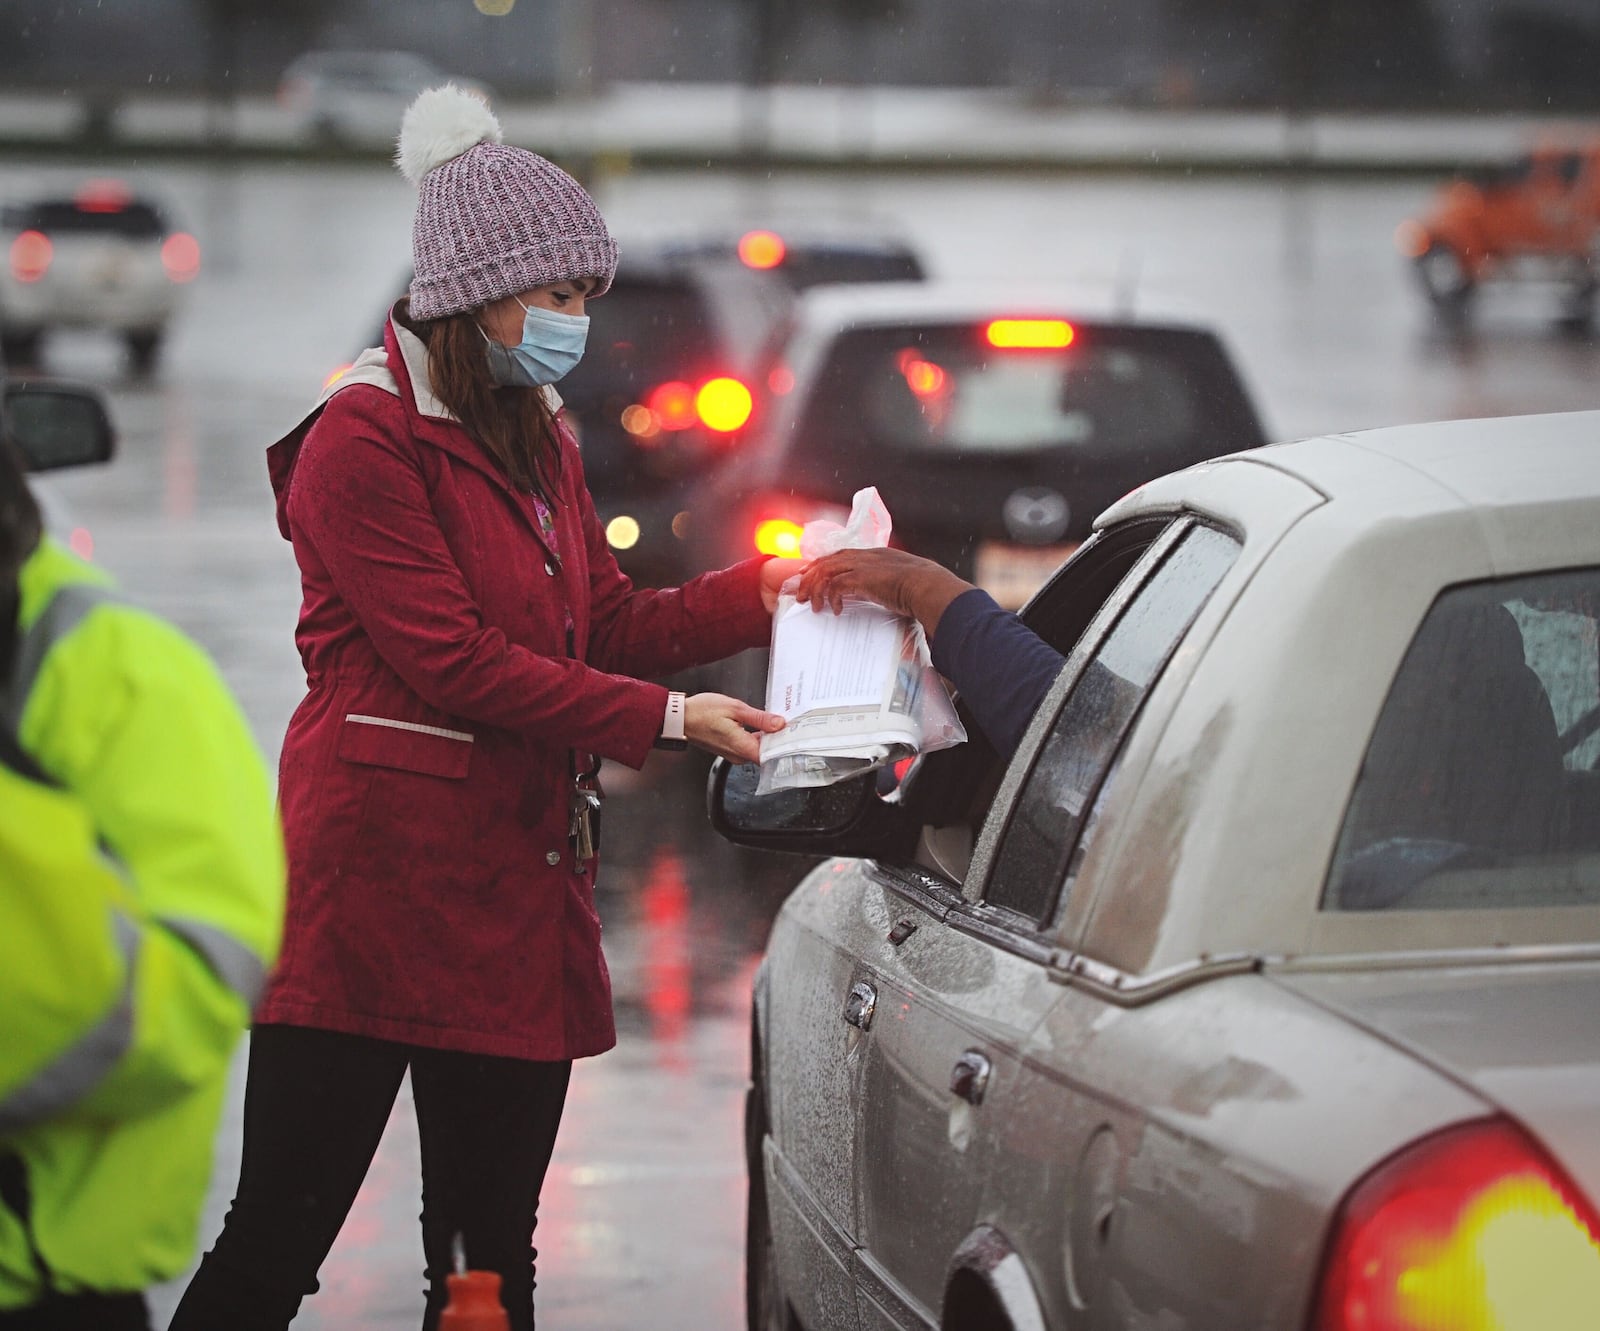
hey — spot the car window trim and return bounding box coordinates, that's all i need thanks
[964,516,1196,909]
[944,899,1059,967]
[865,860,964,922]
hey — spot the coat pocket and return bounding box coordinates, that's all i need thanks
[337,714,474,779]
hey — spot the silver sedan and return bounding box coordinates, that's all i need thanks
[714,409,1600,1331]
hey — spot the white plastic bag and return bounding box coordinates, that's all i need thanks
[756,488,967,794]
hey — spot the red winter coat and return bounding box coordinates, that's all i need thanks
[256,313,772,1060]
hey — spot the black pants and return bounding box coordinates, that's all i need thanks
[0,1294,149,1330]
[168,1024,571,1331]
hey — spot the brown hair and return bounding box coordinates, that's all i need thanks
[408,303,563,498]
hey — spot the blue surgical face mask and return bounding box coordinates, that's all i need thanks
[482,297,590,387]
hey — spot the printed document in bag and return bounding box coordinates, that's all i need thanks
[760,597,922,767]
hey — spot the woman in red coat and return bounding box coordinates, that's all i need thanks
[171,86,793,1331]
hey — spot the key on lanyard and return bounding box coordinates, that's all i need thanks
[569,784,601,865]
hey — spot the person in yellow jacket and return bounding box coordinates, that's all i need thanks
[0,437,285,1331]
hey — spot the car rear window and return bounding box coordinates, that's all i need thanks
[774,249,924,290]
[4,200,166,239]
[562,276,718,397]
[1324,568,1600,912]
[781,321,1262,527]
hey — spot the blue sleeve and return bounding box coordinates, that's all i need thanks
[930,588,1066,758]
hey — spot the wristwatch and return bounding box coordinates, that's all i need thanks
[654,690,688,751]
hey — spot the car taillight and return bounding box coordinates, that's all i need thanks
[1313,1118,1600,1331]
[985,318,1074,349]
[695,377,753,432]
[644,380,699,431]
[11,230,52,283]
[896,347,948,401]
[74,179,130,213]
[1394,221,1431,259]
[161,232,201,283]
[754,518,804,559]
[738,229,786,270]
[629,376,753,438]
[751,501,851,559]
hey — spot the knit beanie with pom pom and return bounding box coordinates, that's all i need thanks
[396,84,618,320]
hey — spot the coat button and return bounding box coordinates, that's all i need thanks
[545,850,561,866]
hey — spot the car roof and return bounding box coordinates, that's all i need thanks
[1104,407,1600,531]
[782,277,1221,336]
[1060,409,1600,978]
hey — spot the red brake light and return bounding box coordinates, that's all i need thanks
[738,229,786,270]
[695,377,752,432]
[1314,1119,1600,1331]
[11,231,51,283]
[74,179,130,213]
[1395,220,1431,259]
[637,377,753,435]
[985,318,1074,349]
[645,381,698,431]
[753,519,804,559]
[161,232,201,283]
[895,348,948,400]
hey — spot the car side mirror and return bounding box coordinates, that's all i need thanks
[706,758,917,860]
[4,382,115,472]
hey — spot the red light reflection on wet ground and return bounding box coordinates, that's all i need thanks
[639,843,693,1063]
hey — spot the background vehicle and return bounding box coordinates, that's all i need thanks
[1397,140,1600,322]
[655,219,925,292]
[277,49,491,146]
[0,181,199,373]
[558,241,793,587]
[681,280,1265,694]
[718,409,1600,1331]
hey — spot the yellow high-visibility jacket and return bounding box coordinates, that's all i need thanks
[0,537,285,1309]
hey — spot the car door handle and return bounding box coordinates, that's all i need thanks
[843,980,877,1031]
[949,1050,992,1105]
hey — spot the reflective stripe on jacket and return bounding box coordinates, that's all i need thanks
[0,537,285,1309]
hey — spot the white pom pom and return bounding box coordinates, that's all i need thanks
[395,85,503,185]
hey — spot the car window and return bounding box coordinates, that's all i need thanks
[4,200,165,239]
[781,323,1259,532]
[982,524,1240,923]
[774,249,923,290]
[562,277,718,396]
[1325,568,1600,912]
[898,518,1169,857]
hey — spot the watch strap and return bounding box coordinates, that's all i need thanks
[655,690,688,750]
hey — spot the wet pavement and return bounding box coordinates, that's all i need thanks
[11,158,1600,1328]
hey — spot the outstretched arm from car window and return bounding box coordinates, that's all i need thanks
[796,548,1065,758]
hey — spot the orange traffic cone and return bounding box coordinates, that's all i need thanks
[439,1269,510,1331]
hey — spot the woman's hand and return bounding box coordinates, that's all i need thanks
[795,548,973,635]
[684,692,785,763]
[759,558,805,614]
